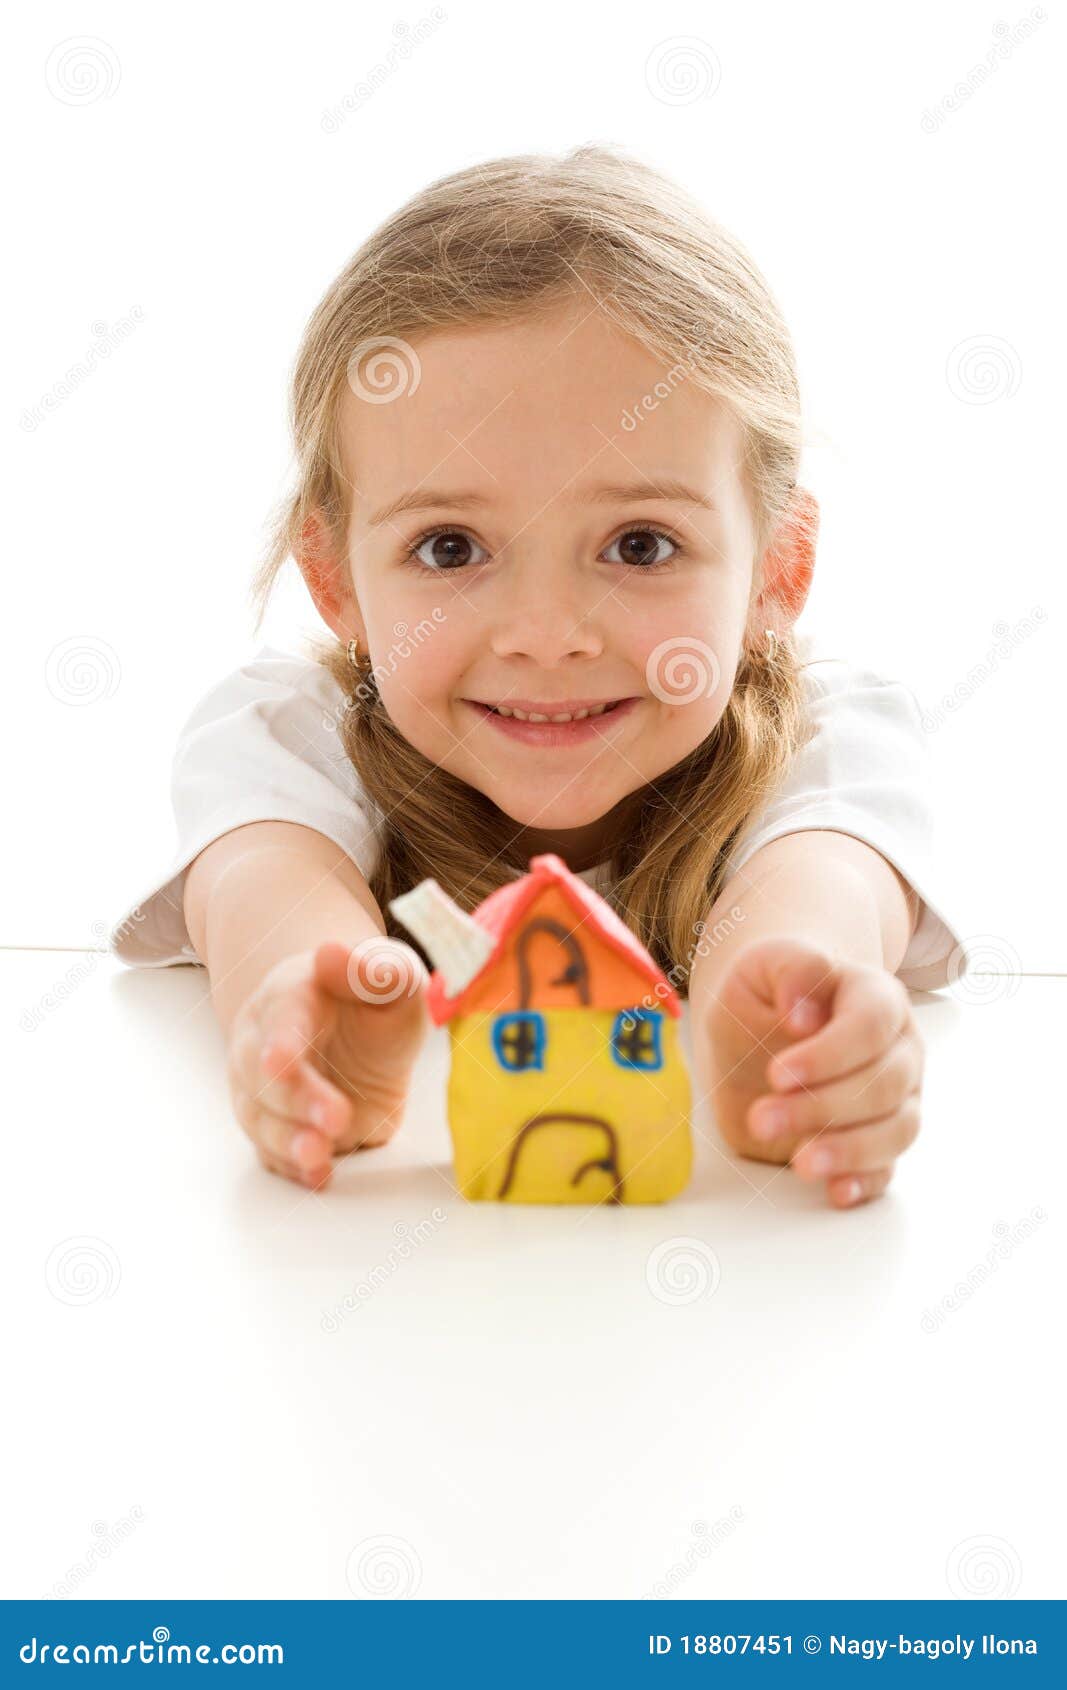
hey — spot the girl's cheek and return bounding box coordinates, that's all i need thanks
[639,621,735,716]
[376,641,466,728]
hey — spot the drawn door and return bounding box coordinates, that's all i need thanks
[497,1112,624,1204]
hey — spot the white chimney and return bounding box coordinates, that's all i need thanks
[388,878,495,998]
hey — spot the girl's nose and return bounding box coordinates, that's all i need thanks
[487,556,605,665]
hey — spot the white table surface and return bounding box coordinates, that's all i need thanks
[5,949,1062,1601]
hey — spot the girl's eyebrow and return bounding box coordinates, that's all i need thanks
[368,488,490,527]
[587,478,719,513]
[367,477,717,528]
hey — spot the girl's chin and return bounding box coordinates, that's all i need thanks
[486,793,620,834]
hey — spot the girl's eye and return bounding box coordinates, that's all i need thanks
[406,528,489,571]
[403,524,681,572]
[602,527,680,569]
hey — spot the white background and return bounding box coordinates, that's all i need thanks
[5,0,1063,1603]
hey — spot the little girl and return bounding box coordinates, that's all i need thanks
[110,145,965,1207]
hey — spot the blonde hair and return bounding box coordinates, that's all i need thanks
[250,144,816,991]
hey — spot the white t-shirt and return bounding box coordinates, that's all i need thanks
[108,639,968,992]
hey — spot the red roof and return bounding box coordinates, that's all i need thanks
[426,852,682,1024]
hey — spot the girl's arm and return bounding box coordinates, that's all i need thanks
[691,828,919,991]
[183,819,388,1034]
[688,829,924,1205]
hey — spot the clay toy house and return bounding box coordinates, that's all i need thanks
[389,852,691,1205]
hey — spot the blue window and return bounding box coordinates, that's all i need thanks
[611,1008,663,1070]
[492,1011,546,1071]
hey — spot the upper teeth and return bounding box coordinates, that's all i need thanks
[493,702,615,721]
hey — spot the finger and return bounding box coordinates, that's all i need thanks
[253,1045,354,1144]
[252,1106,334,1182]
[825,1166,894,1208]
[750,1043,920,1141]
[258,982,330,1072]
[767,971,913,1092]
[235,1009,334,1125]
[763,947,840,1036]
[256,1145,330,1189]
[791,1097,921,1180]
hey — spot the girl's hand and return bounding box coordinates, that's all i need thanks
[227,938,430,1188]
[702,937,923,1208]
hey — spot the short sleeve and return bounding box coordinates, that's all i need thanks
[721,653,968,993]
[107,646,384,968]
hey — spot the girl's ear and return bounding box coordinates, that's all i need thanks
[296,508,364,642]
[756,485,820,625]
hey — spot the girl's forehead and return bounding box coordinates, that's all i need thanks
[338,306,745,504]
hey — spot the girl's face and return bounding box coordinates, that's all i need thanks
[322,295,802,864]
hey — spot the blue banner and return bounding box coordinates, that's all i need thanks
[3,1600,1065,1683]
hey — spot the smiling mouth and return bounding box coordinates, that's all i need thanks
[462,695,640,746]
[466,698,631,722]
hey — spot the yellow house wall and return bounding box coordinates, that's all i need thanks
[446,1006,691,1204]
